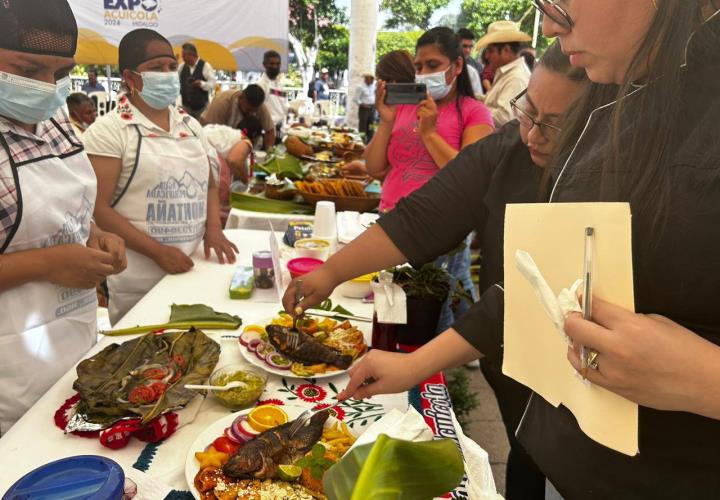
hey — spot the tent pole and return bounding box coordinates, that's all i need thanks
[105,64,113,100]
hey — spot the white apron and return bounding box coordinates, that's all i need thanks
[0,129,98,435]
[107,123,208,324]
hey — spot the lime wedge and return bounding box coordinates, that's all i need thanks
[278,464,303,481]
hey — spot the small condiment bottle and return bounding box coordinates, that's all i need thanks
[252,251,275,289]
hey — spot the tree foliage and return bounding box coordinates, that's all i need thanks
[317,24,349,73]
[459,0,551,54]
[376,31,423,63]
[380,0,451,31]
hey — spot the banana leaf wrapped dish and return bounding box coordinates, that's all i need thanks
[66,328,220,432]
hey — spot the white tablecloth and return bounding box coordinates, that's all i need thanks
[0,229,408,496]
[227,208,314,232]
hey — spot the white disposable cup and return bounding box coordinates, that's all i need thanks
[313,201,337,237]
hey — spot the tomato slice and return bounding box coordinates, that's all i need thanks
[213,436,239,455]
[149,382,168,399]
[129,385,156,405]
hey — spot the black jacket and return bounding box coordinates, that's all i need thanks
[518,14,720,499]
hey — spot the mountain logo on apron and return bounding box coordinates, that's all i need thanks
[145,170,208,245]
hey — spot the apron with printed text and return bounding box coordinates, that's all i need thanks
[0,130,97,434]
[107,123,208,324]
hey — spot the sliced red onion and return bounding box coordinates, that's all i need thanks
[265,352,292,370]
[225,426,244,444]
[240,330,262,347]
[247,338,264,353]
[255,343,276,361]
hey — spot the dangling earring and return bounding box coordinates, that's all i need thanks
[652,0,658,10]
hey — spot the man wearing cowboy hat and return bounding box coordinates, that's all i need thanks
[477,20,532,126]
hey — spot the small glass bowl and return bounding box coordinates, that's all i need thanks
[208,363,267,410]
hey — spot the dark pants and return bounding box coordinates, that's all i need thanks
[358,105,375,143]
[481,361,546,500]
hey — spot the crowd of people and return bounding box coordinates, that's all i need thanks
[1,0,719,498]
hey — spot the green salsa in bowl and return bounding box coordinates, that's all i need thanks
[208,364,267,410]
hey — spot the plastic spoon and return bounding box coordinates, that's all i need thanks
[185,382,248,392]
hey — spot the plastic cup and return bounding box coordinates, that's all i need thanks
[313,201,337,237]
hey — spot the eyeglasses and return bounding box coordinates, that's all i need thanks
[532,0,573,29]
[510,89,563,138]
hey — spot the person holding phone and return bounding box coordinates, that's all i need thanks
[364,27,495,333]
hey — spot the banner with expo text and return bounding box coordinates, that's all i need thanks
[69,0,289,71]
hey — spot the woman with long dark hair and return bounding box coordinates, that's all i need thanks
[364,27,495,332]
[506,0,720,496]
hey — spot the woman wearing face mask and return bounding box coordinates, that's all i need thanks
[0,0,127,434]
[516,1,719,497]
[283,43,588,499]
[84,29,237,324]
[364,27,495,334]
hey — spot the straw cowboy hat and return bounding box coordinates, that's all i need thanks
[476,20,532,49]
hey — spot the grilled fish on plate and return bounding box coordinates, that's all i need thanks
[266,325,353,370]
[223,409,330,479]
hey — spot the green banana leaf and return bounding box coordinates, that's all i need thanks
[73,328,221,426]
[254,153,306,179]
[230,191,313,215]
[323,435,465,500]
[100,304,242,336]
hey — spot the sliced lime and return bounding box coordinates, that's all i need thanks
[278,464,303,481]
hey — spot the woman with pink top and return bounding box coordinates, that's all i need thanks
[364,26,495,333]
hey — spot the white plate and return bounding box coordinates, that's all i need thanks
[237,319,365,379]
[184,406,348,499]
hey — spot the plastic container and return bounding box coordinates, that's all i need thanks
[208,364,268,410]
[252,251,275,289]
[3,455,126,500]
[294,238,331,261]
[338,273,377,298]
[371,313,398,352]
[229,266,255,299]
[287,257,324,279]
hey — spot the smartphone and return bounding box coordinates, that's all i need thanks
[384,83,427,105]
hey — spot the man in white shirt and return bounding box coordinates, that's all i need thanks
[257,50,289,137]
[178,43,217,120]
[476,21,532,127]
[355,73,376,143]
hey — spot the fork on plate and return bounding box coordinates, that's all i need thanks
[286,279,304,350]
[288,404,339,437]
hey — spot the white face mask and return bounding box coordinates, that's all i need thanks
[415,65,456,100]
[0,72,71,124]
[136,71,181,110]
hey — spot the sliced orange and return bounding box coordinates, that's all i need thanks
[248,405,289,432]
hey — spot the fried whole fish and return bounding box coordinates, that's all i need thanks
[266,325,353,370]
[223,409,330,479]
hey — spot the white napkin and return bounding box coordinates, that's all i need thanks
[348,407,433,452]
[336,211,380,244]
[123,467,174,500]
[371,282,407,324]
[515,249,583,343]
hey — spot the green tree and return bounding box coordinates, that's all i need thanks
[459,0,550,55]
[376,31,423,62]
[317,24,349,74]
[380,0,451,31]
[288,0,348,90]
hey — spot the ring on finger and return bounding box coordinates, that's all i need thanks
[587,349,600,371]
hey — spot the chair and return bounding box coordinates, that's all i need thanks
[88,91,109,116]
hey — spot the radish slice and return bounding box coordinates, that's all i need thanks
[240,330,262,347]
[266,352,292,370]
[247,338,264,353]
[225,426,244,444]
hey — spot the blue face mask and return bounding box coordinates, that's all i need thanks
[415,65,456,101]
[137,71,180,110]
[0,72,71,124]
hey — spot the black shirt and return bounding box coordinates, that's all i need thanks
[516,16,720,499]
[378,120,542,358]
